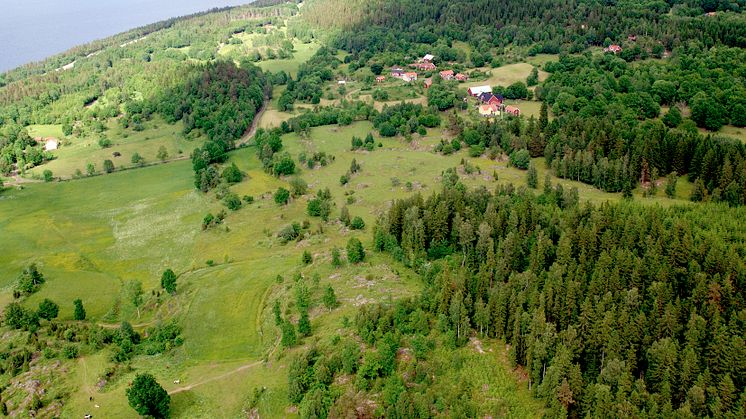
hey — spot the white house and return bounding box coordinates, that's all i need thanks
[43,138,59,151]
[467,85,492,97]
[423,54,435,62]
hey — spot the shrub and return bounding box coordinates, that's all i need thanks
[274,187,290,205]
[103,159,115,173]
[224,193,242,211]
[346,238,365,263]
[509,149,531,169]
[302,250,313,265]
[222,163,243,183]
[350,216,366,230]
[43,170,54,182]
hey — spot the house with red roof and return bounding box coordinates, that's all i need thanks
[439,70,454,80]
[504,105,521,116]
[455,73,469,81]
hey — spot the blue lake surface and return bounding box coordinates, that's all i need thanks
[0,0,252,73]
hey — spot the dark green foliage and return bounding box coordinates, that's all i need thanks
[272,152,296,176]
[223,192,242,211]
[15,264,45,295]
[73,299,86,321]
[302,250,313,265]
[509,149,530,169]
[346,238,365,263]
[323,286,337,310]
[350,216,365,230]
[126,373,170,419]
[662,106,682,128]
[274,187,290,205]
[665,172,678,198]
[43,170,54,182]
[371,182,746,417]
[281,321,297,348]
[221,163,243,184]
[307,188,333,220]
[201,210,225,230]
[298,308,312,337]
[161,269,177,294]
[331,248,342,267]
[4,302,39,331]
[37,299,59,321]
[527,163,538,188]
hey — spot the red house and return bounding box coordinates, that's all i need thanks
[604,44,622,54]
[424,78,433,88]
[504,105,521,116]
[439,70,454,80]
[455,73,469,81]
[376,76,386,83]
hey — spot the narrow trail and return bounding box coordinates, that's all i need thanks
[168,337,280,395]
[237,98,268,147]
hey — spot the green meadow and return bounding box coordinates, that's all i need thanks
[0,108,696,416]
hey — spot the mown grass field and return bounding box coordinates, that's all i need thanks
[467,62,550,88]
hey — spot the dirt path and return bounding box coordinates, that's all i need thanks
[237,98,268,146]
[169,337,280,395]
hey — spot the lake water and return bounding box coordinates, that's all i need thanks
[0,0,252,73]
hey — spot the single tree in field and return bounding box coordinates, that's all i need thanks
[103,159,115,173]
[302,250,313,265]
[161,269,177,294]
[665,172,677,198]
[527,163,538,188]
[331,248,342,267]
[126,280,143,318]
[346,238,365,263]
[73,299,86,321]
[281,320,297,348]
[86,162,95,176]
[298,308,312,337]
[323,286,337,310]
[131,152,145,166]
[156,145,169,161]
[126,373,170,419]
[37,299,59,321]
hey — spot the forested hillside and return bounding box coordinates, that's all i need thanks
[2,0,746,417]
[371,180,746,417]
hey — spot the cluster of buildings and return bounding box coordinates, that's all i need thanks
[468,86,520,117]
[387,54,468,85]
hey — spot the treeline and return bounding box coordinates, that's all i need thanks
[310,0,746,61]
[127,60,268,190]
[537,47,746,203]
[277,47,340,110]
[364,180,746,418]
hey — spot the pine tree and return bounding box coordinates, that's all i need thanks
[539,101,549,132]
[281,321,297,348]
[73,299,86,321]
[323,285,337,310]
[298,308,311,337]
[527,163,538,188]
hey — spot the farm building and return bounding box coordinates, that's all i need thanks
[37,137,59,151]
[402,72,418,82]
[504,105,521,116]
[455,73,469,81]
[439,70,454,80]
[411,62,436,71]
[479,104,500,117]
[478,92,503,106]
[391,67,405,77]
[422,54,435,62]
[468,85,492,96]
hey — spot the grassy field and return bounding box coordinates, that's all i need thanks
[0,114,695,416]
[467,63,550,88]
[258,40,321,78]
[26,116,204,180]
[27,124,65,139]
